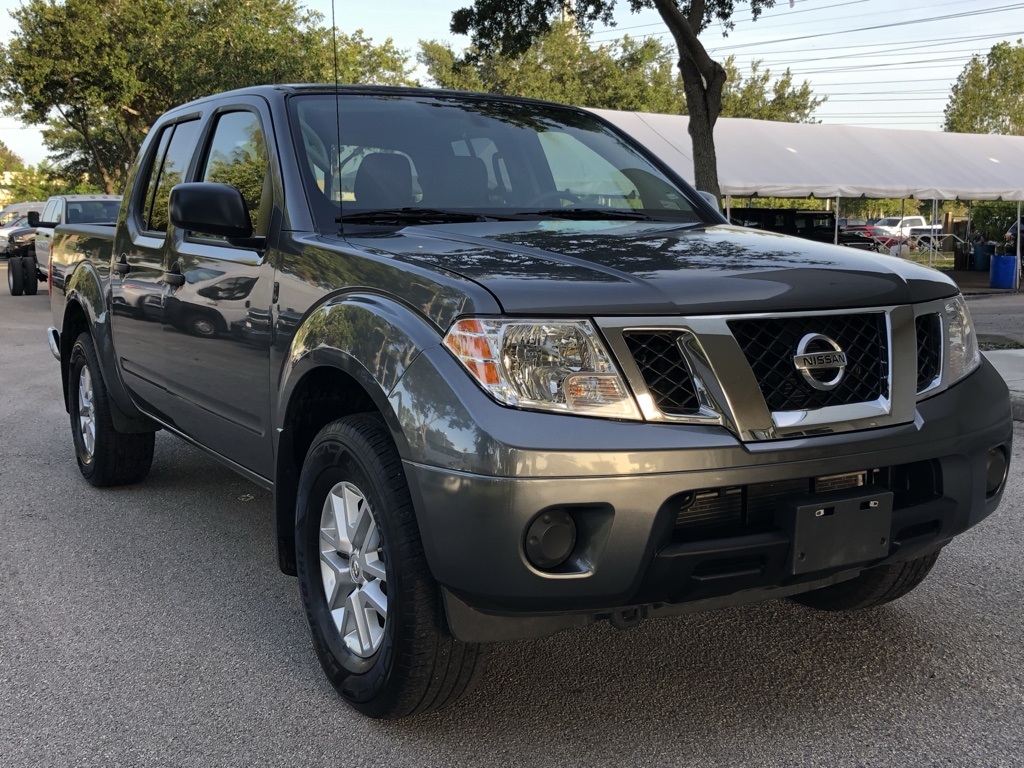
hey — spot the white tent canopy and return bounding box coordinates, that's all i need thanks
[590,109,1024,202]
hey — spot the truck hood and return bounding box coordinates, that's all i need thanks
[341,221,958,315]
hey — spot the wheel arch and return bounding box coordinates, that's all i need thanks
[273,293,441,575]
[61,264,157,433]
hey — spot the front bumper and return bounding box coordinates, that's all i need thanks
[401,359,1012,642]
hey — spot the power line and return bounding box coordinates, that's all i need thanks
[589,0,870,40]
[704,3,1024,52]
[739,36,1023,68]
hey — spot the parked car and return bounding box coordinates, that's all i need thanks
[0,214,31,254]
[48,84,1012,719]
[0,200,45,227]
[729,207,873,248]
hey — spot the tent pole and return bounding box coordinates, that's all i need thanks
[930,199,936,268]
[834,196,839,245]
[1017,200,1021,291]
[726,194,731,219]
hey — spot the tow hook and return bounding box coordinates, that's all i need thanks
[609,608,643,630]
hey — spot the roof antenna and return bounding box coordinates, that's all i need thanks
[332,0,344,233]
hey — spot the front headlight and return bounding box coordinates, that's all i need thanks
[944,295,981,384]
[443,317,641,419]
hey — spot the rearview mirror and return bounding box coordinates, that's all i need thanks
[27,211,40,227]
[169,182,253,239]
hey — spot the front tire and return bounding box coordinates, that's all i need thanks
[7,255,24,295]
[22,255,38,295]
[790,551,940,611]
[295,413,487,718]
[68,332,155,487]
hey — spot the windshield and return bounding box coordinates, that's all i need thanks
[876,218,900,227]
[289,93,705,231]
[0,215,28,230]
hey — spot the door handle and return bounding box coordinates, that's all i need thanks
[115,254,130,275]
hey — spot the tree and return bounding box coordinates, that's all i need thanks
[944,40,1024,135]
[451,0,778,197]
[420,22,684,113]
[0,1,413,193]
[422,24,821,125]
[0,140,24,173]
[720,57,824,123]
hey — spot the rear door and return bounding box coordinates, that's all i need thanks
[34,197,62,266]
[112,117,203,417]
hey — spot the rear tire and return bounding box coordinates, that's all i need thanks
[22,255,38,295]
[68,332,155,487]
[790,551,940,611]
[295,413,487,718]
[8,255,24,295]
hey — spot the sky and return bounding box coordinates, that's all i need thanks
[1,0,1022,167]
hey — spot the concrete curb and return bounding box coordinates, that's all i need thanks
[1012,394,1024,423]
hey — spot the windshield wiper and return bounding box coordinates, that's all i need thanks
[338,207,500,225]
[524,207,658,221]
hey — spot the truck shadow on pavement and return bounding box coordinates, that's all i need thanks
[48,430,1016,764]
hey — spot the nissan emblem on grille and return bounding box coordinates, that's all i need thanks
[793,333,848,391]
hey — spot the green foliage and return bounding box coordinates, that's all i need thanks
[2,161,100,201]
[970,201,1019,241]
[944,40,1024,134]
[451,0,776,57]
[420,23,684,113]
[0,139,24,173]
[0,1,412,193]
[450,0,780,196]
[420,25,821,123]
[720,57,825,123]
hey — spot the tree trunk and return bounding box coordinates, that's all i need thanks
[652,0,727,199]
[679,55,725,198]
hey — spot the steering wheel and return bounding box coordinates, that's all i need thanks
[527,189,583,207]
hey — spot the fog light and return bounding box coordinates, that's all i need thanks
[985,446,1009,497]
[525,510,577,570]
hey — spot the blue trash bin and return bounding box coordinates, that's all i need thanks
[974,243,994,271]
[990,253,1017,289]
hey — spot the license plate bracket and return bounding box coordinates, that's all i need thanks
[775,487,893,576]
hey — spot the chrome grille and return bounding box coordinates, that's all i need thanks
[728,314,889,412]
[623,331,701,416]
[915,313,942,392]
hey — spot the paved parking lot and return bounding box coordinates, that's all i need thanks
[2,269,1022,767]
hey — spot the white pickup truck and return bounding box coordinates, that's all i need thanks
[9,194,121,295]
[874,215,943,243]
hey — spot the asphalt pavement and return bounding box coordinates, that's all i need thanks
[2,264,1023,767]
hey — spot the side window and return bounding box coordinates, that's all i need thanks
[140,127,173,231]
[148,120,202,233]
[200,111,269,236]
[51,199,64,225]
[41,200,58,224]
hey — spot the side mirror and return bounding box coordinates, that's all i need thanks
[169,182,253,240]
[696,190,720,211]
[27,211,40,227]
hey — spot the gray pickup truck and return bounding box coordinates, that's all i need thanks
[48,85,1012,719]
